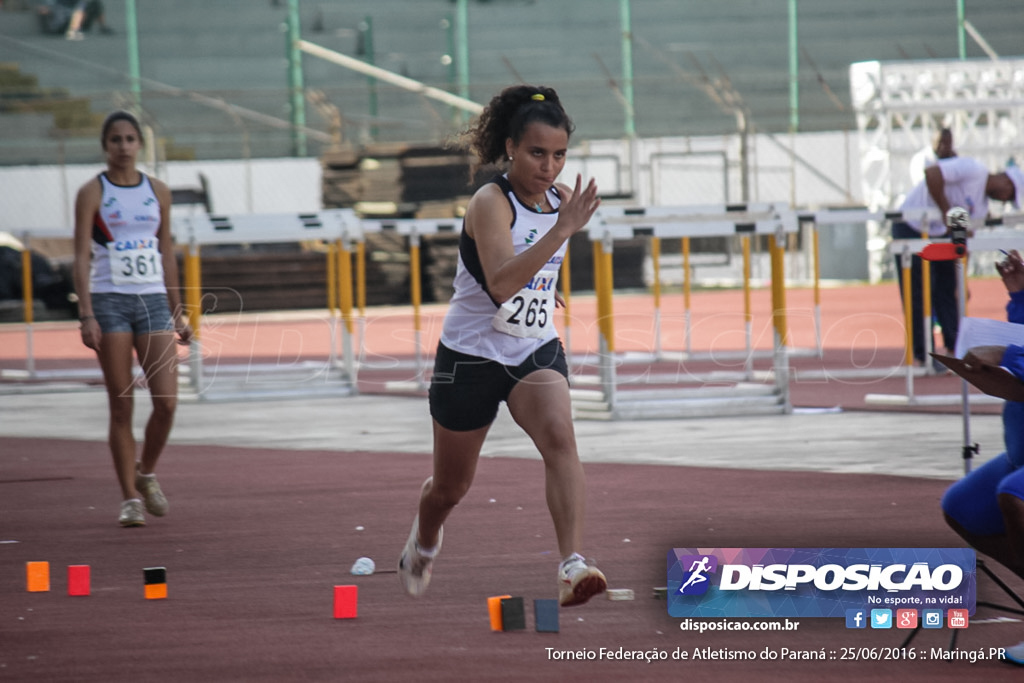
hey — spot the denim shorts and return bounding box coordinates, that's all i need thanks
[428,338,569,432]
[91,292,174,335]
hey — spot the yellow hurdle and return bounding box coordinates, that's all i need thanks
[592,238,615,353]
[812,225,822,354]
[650,236,662,358]
[742,235,753,375]
[742,236,752,327]
[560,246,572,362]
[592,239,604,344]
[812,226,821,309]
[599,238,615,352]
[409,238,421,336]
[183,243,202,339]
[769,233,788,347]
[408,232,426,385]
[331,237,357,384]
[336,239,354,335]
[326,241,338,314]
[682,237,691,354]
[21,245,33,325]
[650,236,662,310]
[355,240,367,317]
[901,251,914,367]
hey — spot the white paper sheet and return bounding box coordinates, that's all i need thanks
[954,317,1024,358]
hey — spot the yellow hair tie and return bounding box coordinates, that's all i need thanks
[531,93,545,101]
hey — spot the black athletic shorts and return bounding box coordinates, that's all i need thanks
[428,338,569,432]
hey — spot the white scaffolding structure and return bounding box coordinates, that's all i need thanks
[851,57,1024,212]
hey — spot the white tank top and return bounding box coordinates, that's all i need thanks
[440,175,566,365]
[89,172,167,295]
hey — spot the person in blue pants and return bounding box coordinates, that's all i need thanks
[941,248,1024,666]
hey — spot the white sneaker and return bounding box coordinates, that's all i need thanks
[397,515,442,597]
[558,554,607,607]
[135,465,168,516]
[118,499,146,527]
[1006,641,1024,666]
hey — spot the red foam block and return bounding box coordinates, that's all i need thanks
[333,585,358,619]
[68,565,90,596]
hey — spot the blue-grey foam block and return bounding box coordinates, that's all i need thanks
[534,598,559,633]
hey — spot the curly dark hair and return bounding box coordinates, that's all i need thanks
[100,110,144,148]
[465,85,574,167]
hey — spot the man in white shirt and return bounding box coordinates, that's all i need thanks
[891,157,1021,364]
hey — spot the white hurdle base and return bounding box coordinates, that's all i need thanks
[183,360,357,402]
[864,393,1003,407]
[383,379,429,393]
[571,384,786,420]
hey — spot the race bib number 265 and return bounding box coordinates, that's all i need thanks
[491,270,558,339]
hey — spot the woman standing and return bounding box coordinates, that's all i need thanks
[72,110,191,527]
[398,85,607,607]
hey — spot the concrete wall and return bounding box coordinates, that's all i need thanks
[0,158,322,234]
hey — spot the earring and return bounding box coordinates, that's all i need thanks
[508,155,514,162]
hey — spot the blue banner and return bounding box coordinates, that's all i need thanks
[667,548,976,618]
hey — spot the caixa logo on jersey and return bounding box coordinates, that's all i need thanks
[667,548,976,618]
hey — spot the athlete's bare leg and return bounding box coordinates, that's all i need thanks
[507,369,585,559]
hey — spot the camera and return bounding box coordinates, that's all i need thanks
[945,207,969,255]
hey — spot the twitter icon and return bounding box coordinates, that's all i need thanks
[870,609,892,629]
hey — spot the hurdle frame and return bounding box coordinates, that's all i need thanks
[865,228,1024,409]
[0,227,110,390]
[357,217,461,392]
[575,203,800,420]
[171,208,362,401]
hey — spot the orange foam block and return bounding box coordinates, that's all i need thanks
[144,567,167,600]
[67,565,90,596]
[333,585,358,619]
[26,561,50,592]
[488,594,512,632]
[145,584,168,600]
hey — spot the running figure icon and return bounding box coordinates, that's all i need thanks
[679,556,712,593]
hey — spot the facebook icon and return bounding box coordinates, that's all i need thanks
[845,609,866,629]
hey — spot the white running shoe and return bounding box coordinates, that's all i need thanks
[1006,641,1024,666]
[118,499,146,527]
[397,515,442,597]
[135,465,168,516]
[558,554,607,607]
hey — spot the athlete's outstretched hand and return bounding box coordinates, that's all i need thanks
[996,249,1024,293]
[555,174,600,237]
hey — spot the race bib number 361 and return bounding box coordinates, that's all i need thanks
[491,270,557,339]
[109,239,163,286]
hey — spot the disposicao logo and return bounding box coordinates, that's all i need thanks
[676,555,718,596]
[667,548,976,619]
